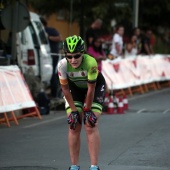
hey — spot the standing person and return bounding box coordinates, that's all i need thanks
[87,37,107,72]
[130,35,138,55]
[133,27,142,54]
[109,25,124,59]
[85,19,103,48]
[140,28,154,55]
[40,17,62,98]
[124,35,138,58]
[57,35,106,170]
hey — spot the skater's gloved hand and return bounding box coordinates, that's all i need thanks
[67,111,81,130]
[83,108,97,128]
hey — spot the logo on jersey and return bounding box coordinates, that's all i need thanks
[101,85,105,91]
[70,72,74,77]
[97,97,104,103]
[81,71,85,76]
[90,66,98,74]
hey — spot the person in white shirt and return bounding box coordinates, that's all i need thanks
[109,25,124,59]
[124,35,138,58]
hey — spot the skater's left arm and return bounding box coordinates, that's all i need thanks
[61,84,77,112]
[85,82,96,109]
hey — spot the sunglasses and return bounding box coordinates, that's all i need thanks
[66,54,82,59]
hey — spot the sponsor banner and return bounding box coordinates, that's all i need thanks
[102,55,170,90]
[0,65,35,113]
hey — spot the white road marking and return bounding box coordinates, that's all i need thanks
[23,88,170,128]
[163,109,170,114]
[137,108,146,114]
[23,115,66,128]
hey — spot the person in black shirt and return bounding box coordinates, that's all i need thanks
[140,28,154,55]
[85,19,103,48]
[40,17,62,98]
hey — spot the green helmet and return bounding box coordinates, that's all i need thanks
[63,35,85,53]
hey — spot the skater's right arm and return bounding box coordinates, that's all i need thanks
[61,84,77,112]
[57,58,77,112]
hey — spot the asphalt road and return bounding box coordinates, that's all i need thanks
[0,87,170,170]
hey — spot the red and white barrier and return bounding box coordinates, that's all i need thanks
[102,55,170,90]
[0,65,36,113]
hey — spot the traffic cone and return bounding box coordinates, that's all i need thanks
[104,93,109,106]
[123,94,128,110]
[113,94,119,109]
[117,96,124,114]
[107,95,115,114]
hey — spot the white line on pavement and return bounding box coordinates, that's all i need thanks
[137,108,146,114]
[23,115,66,128]
[163,109,170,114]
[23,88,170,128]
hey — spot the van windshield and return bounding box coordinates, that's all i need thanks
[33,21,48,45]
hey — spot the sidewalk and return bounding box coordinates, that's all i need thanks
[0,109,66,129]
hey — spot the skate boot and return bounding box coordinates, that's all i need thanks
[69,165,80,170]
[89,165,100,170]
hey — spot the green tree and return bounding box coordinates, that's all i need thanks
[27,0,170,36]
[28,0,134,36]
[139,0,170,30]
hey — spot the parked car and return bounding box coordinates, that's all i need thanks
[16,11,52,84]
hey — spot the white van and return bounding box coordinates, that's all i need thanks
[16,12,52,84]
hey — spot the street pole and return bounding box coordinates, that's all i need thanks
[133,0,139,28]
[11,0,18,64]
[80,0,84,39]
[69,0,73,35]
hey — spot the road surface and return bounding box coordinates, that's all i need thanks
[0,88,170,170]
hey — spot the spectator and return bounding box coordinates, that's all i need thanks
[85,19,103,48]
[87,37,110,94]
[109,25,124,59]
[124,35,138,58]
[87,37,106,72]
[124,42,134,57]
[140,28,154,55]
[40,17,62,98]
[150,32,156,49]
[133,27,142,54]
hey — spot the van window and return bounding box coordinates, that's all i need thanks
[33,21,48,45]
[21,31,26,45]
[28,24,39,47]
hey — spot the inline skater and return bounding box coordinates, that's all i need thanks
[57,35,106,170]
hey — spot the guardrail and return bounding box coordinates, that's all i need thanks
[102,54,170,95]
